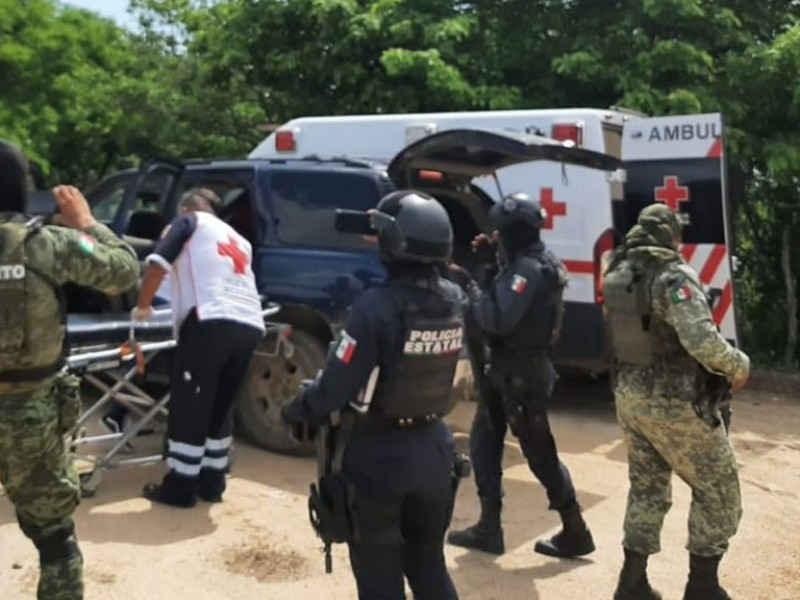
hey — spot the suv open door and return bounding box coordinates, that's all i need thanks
[388,128,622,187]
[621,113,738,344]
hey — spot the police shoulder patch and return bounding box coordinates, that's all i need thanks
[335,330,357,364]
[511,274,528,294]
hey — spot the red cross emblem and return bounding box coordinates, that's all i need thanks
[538,188,566,230]
[217,236,249,275]
[655,176,690,211]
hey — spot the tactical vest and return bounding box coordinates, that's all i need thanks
[0,214,65,382]
[370,281,464,421]
[603,259,697,376]
[494,250,567,356]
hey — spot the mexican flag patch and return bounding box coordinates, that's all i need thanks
[335,330,357,365]
[671,286,693,304]
[78,233,96,255]
[511,274,528,295]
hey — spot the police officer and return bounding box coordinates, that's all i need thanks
[133,188,264,508]
[0,140,140,600]
[447,192,595,558]
[283,190,462,600]
[603,203,749,600]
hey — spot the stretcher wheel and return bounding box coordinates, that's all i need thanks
[79,470,102,498]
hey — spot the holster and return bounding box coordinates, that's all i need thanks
[54,373,81,435]
[447,453,472,526]
[308,472,357,544]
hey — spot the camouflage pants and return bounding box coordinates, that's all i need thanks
[0,376,84,599]
[615,387,742,557]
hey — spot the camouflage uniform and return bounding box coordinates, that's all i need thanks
[0,217,139,600]
[603,204,749,600]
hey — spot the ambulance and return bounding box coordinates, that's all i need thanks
[250,109,738,373]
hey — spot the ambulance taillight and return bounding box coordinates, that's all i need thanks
[593,229,617,304]
[275,130,296,152]
[551,124,583,147]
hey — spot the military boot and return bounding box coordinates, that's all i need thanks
[447,498,505,555]
[682,554,732,600]
[613,548,662,600]
[533,503,596,558]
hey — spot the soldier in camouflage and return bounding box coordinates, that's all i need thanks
[602,203,750,600]
[0,140,139,600]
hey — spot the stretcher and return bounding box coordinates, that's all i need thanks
[65,303,289,497]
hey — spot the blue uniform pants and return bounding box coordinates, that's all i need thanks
[343,421,459,600]
[470,369,576,511]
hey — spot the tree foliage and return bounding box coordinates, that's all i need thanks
[1,0,800,366]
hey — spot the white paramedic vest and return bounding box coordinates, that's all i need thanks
[167,211,265,336]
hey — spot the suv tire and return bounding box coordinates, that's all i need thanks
[234,330,326,456]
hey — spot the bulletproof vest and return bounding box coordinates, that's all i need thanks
[370,281,464,420]
[603,259,698,375]
[494,250,567,355]
[0,214,65,381]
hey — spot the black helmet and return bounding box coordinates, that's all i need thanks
[372,190,453,264]
[0,140,29,214]
[488,192,546,231]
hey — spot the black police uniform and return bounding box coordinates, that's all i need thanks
[284,190,463,600]
[448,193,595,558]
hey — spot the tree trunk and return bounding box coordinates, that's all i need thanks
[781,222,798,366]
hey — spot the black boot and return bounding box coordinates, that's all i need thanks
[613,548,662,600]
[143,471,197,508]
[533,503,596,558]
[683,554,731,600]
[447,498,505,555]
[198,469,226,503]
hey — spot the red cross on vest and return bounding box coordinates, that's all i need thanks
[538,188,566,230]
[655,176,690,211]
[217,236,249,275]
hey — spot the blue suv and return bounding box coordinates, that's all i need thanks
[69,129,619,455]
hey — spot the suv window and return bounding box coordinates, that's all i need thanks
[270,171,383,251]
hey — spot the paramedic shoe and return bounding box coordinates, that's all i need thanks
[613,549,662,600]
[682,554,732,600]
[198,469,226,503]
[142,473,197,508]
[447,498,505,555]
[534,503,595,558]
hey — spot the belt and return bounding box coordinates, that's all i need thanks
[356,413,441,433]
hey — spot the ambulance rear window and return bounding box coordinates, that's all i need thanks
[270,171,384,251]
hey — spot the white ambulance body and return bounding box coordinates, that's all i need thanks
[250,109,737,370]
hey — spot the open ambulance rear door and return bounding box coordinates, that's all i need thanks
[621,113,739,344]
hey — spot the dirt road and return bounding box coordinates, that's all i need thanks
[1,378,798,599]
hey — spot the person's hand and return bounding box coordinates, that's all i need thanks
[131,306,153,322]
[731,372,749,392]
[448,262,473,287]
[471,232,498,263]
[52,185,97,230]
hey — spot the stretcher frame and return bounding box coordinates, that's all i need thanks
[65,305,286,497]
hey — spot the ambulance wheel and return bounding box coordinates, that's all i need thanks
[235,330,325,457]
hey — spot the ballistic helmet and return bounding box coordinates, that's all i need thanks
[372,190,453,264]
[489,192,546,231]
[0,140,29,214]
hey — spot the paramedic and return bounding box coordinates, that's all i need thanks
[133,187,264,508]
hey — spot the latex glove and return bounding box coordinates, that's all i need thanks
[131,306,153,322]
